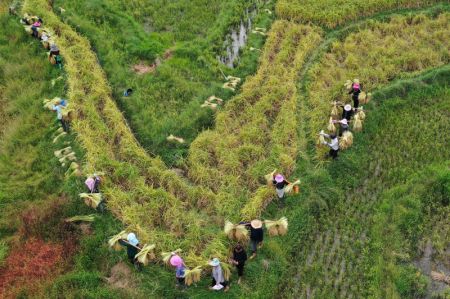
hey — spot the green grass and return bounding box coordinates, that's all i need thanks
[53,0,275,165]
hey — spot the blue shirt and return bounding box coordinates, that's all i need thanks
[52,104,63,120]
[176,265,185,278]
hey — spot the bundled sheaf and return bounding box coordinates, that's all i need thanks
[327,117,336,133]
[184,266,202,286]
[339,131,354,150]
[65,214,96,223]
[108,230,128,251]
[224,221,249,242]
[284,180,300,194]
[264,217,288,237]
[79,192,103,209]
[353,114,363,132]
[135,244,156,266]
[161,249,182,265]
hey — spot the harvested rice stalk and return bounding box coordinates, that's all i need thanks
[344,79,353,90]
[264,217,288,236]
[108,230,128,251]
[222,82,236,91]
[207,96,223,104]
[357,108,366,120]
[79,193,103,209]
[339,131,354,150]
[135,244,156,266]
[54,146,72,158]
[431,271,450,284]
[59,152,77,163]
[353,114,363,132]
[201,102,218,110]
[317,130,326,146]
[225,76,241,83]
[43,97,61,110]
[184,266,202,286]
[224,221,249,242]
[221,262,231,281]
[167,134,185,144]
[65,214,96,223]
[327,117,336,133]
[331,103,339,117]
[65,162,81,177]
[358,91,367,104]
[284,180,300,194]
[264,9,272,15]
[252,30,266,36]
[161,249,182,265]
[53,131,67,143]
[264,169,276,185]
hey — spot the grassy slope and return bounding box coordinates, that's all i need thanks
[53,0,274,165]
[283,68,450,298]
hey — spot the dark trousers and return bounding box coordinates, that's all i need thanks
[353,95,359,109]
[31,26,38,37]
[236,263,245,277]
[177,277,185,286]
[59,119,69,132]
[329,149,338,159]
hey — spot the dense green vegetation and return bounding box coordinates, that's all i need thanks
[53,0,274,165]
[0,0,448,297]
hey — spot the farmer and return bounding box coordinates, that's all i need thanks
[320,132,339,159]
[170,254,186,288]
[333,118,349,136]
[49,44,60,58]
[123,88,133,97]
[272,173,289,201]
[119,233,142,269]
[230,243,247,284]
[31,18,42,38]
[85,174,101,193]
[209,258,229,292]
[248,219,264,259]
[341,104,354,121]
[52,100,69,132]
[348,79,361,108]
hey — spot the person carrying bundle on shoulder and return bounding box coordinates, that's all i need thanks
[31,18,42,38]
[209,258,229,292]
[52,100,69,132]
[320,132,339,159]
[341,104,354,122]
[348,79,362,108]
[241,219,264,259]
[273,173,289,204]
[85,174,101,193]
[119,233,142,270]
[332,118,349,137]
[230,242,247,284]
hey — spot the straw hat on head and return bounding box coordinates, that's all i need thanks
[209,257,220,267]
[344,104,352,111]
[251,219,263,229]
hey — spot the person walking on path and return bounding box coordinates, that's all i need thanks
[85,174,101,193]
[169,254,187,288]
[209,258,229,292]
[273,173,289,204]
[320,132,339,159]
[342,104,354,121]
[52,100,69,132]
[247,219,264,259]
[230,243,247,284]
[119,233,142,270]
[348,79,362,108]
[333,118,349,136]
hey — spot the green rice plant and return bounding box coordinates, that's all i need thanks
[305,13,450,159]
[276,0,443,28]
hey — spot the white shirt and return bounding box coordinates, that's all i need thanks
[322,133,339,150]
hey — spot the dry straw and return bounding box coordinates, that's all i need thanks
[108,230,128,251]
[224,221,249,242]
[135,244,156,266]
[264,217,288,236]
[184,266,202,285]
[79,193,103,209]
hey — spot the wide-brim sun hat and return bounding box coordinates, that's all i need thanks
[170,255,183,267]
[344,104,352,111]
[209,258,220,267]
[341,119,348,125]
[127,233,139,246]
[250,219,263,229]
[274,174,284,183]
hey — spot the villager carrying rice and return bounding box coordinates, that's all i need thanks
[85,173,101,193]
[320,132,339,159]
[119,233,143,270]
[341,104,354,121]
[272,173,289,202]
[230,243,247,284]
[209,258,230,292]
[52,99,69,132]
[348,79,362,108]
[241,219,264,259]
[332,118,349,136]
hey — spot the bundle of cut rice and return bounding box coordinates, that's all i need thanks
[79,193,103,209]
[366,92,372,104]
[339,131,354,150]
[24,25,33,35]
[224,221,249,242]
[184,266,202,286]
[62,108,74,121]
[331,103,339,117]
[264,169,276,185]
[207,96,223,104]
[284,180,300,194]
[54,146,72,158]
[431,271,450,284]
[357,108,366,120]
[49,55,56,65]
[353,114,363,132]
[252,28,266,36]
[167,134,185,144]
[161,249,182,265]
[358,91,367,104]
[344,80,353,90]
[201,102,218,110]
[221,262,231,281]
[59,152,77,163]
[53,131,67,143]
[317,130,325,146]
[225,76,241,83]
[327,117,336,133]
[222,82,236,91]
[65,162,82,177]
[264,217,288,236]
[65,214,96,223]
[43,97,61,110]
[135,244,156,266]
[264,9,272,15]
[108,230,128,251]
